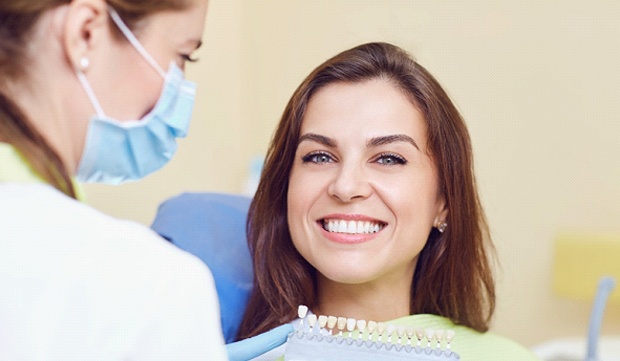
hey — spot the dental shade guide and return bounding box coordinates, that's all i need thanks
[285,305,460,361]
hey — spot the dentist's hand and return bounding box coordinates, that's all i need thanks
[226,323,293,361]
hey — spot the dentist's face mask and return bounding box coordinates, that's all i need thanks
[76,8,197,184]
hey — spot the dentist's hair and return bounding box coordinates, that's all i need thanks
[0,0,189,197]
[238,42,496,339]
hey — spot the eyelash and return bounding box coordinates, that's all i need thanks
[301,151,407,166]
[301,151,334,164]
[181,54,199,63]
[374,152,408,166]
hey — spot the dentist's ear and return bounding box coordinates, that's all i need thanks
[61,0,109,71]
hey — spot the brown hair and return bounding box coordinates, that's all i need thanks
[238,42,496,339]
[0,0,189,197]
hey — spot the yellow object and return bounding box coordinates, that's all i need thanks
[0,142,86,200]
[553,233,620,303]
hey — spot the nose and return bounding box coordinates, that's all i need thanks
[327,162,373,202]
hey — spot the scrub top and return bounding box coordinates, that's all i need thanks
[0,143,228,360]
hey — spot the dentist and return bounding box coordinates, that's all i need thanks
[0,0,225,359]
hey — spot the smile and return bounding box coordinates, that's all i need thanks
[321,219,386,234]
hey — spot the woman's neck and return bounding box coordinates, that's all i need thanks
[314,273,413,322]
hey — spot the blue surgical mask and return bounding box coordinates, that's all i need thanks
[75,8,197,184]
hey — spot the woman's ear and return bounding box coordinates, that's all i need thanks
[62,0,109,71]
[433,197,449,229]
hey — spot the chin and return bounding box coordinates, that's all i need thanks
[316,266,378,286]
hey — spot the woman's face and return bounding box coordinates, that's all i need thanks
[89,0,208,122]
[68,0,208,170]
[287,79,447,291]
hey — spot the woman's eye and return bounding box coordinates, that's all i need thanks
[376,153,407,166]
[301,152,334,164]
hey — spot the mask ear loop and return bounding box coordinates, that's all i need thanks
[108,8,167,79]
[76,68,106,118]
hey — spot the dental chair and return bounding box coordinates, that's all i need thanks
[151,192,253,343]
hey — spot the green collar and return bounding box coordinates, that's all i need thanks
[0,142,44,183]
[0,142,85,200]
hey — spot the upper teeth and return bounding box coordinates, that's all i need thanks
[323,219,383,234]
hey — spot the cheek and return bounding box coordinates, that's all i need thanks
[103,64,164,120]
[286,166,326,249]
[287,168,311,235]
[381,176,441,236]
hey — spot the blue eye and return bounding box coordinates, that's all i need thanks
[376,153,407,165]
[301,151,334,164]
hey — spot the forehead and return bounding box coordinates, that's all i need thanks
[138,1,208,43]
[301,79,428,145]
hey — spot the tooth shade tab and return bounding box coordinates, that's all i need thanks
[446,329,456,349]
[367,320,378,335]
[323,219,385,234]
[425,328,435,347]
[386,324,396,342]
[307,314,317,333]
[336,317,347,336]
[318,315,328,328]
[415,328,424,346]
[396,326,406,343]
[406,327,415,344]
[327,316,337,329]
[376,322,387,337]
[435,329,445,347]
[298,305,308,319]
[346,318,356,332]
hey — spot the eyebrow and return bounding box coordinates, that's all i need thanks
[298,133,336,147]
[367,134,419,150]
[298,133,420,150]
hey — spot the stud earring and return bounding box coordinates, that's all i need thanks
[78,57,90,71]
[437,221,448,233]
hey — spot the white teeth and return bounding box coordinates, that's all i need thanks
[324,219,384,234]
[346,221,356,233]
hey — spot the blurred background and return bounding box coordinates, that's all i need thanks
[84,0,620,348]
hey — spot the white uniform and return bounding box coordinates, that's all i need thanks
[0,181,227,360]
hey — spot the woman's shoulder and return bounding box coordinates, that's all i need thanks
[390,314,541,361]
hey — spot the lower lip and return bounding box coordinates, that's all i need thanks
[318,222,381,244]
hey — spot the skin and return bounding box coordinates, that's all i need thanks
[287,79,448,322]
[5,0,208,174]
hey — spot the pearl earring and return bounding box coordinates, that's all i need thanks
[79,57,90,71]
[437,221,448,233]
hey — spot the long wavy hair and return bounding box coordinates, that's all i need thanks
[238,42,497,339]
[0,0,189,197]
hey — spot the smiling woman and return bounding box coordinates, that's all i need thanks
[288,79,445,309]
[237,42,540,360]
